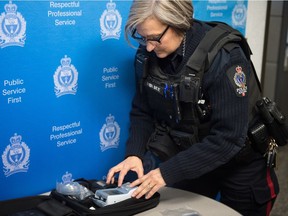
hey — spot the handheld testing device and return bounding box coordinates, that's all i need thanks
[92,182,138,207]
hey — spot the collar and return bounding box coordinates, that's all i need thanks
[158,36,186,74]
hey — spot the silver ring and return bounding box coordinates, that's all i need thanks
[147,184,152,189]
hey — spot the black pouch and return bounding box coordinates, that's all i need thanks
[256,97,288,146]
[169,130,198,151]
[234,139,257,165]
[146,124,180,161]
[50,179,160,216]
[248,122,269,154]
[0,179,160,216]
[0,195,77,216]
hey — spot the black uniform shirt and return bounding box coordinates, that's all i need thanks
[158,42,184,75]
[125,20,252,186]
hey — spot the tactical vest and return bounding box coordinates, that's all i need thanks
[135,21,262,140]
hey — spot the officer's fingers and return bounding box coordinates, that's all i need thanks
[117,167,130,186]
[106,166,120,184]
[132,173,152,190]
[130,172,149,187]
[145,184,159,199]
[107,176,112,184]
[106,171,114,184]
[133,181,151,199]
[130,178,142,188]
[136,167,144,178]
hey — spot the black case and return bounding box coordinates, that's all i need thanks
[0,179,160,216]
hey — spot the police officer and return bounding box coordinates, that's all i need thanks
[106,0,279,215]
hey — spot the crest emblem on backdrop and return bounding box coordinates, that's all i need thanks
[61,171,73,184]
[53,55,79,97]
[2,133,30,177]
[232,1,247,28]
[99,114,120,152]
[56,171,74,191]
[100,0,122,40]
[0,1,26,48]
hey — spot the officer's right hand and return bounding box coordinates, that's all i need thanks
[106,156,144,187]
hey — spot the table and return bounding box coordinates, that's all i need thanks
[136,187,242,216]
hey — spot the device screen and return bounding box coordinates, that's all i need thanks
[105,189,124,195]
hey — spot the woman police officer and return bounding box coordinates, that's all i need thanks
[106,1,279,215]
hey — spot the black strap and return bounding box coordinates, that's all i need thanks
[185,21,262,102]
[186,22,241,71]
[186,23,230,73]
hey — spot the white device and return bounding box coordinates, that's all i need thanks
[92,182,138,207]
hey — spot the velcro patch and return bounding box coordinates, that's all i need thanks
[226,65,247,97]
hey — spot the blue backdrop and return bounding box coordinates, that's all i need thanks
[0,0,247,201]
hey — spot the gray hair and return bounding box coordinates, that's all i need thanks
[125,0,193,44]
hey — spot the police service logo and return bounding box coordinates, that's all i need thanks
[233,66,247,96]
[100,0,122,40]
[56,171,74,191]
[99,114,120,152]
[232,1,247,28]
[61,171,73,184]
[53,55,78,97]
[2,133,30,177]
[0,1,26,48]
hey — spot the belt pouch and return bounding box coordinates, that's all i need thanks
[147,127,179,161]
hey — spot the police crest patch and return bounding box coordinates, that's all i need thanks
[227,65,247,97]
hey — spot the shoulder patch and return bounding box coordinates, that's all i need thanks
[227,65,247,97]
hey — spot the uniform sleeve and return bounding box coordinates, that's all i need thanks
[159,47,251,185]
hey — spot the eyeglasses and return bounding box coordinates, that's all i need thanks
[132,25,170,46]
